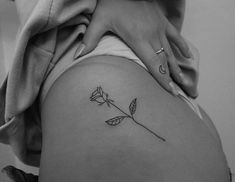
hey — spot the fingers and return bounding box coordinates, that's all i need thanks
[74,15,107,59]
[161,36,188,86]
[131,40,179,96]
[166,23,193,59]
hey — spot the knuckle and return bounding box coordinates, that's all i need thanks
[174,65,182,74]
[160,76,173,87]
[171,60,180,70]
[148,56,159,67]
[164,50,174,60]
[168,25,178,37]
[184,44,190,53]
[147,59,160,73]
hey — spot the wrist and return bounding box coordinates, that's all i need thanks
[158,1,185,16]
[157,0,186,31]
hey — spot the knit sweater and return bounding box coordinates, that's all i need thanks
[0,0,97,167]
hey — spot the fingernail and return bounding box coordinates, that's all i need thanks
[179,72,185,83]
[169,82,179,96]
[74,43,86,60]
[179,72,190,85]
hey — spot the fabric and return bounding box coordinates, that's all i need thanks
[39,35,202,119]
[0,0,199,168]
[0,0,97,167]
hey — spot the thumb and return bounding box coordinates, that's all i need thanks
[74,18,107,59]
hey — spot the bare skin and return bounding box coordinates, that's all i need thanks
[81,0,196,97]
[39,55,230,182]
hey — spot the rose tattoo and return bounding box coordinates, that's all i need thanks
[90,86,166,142]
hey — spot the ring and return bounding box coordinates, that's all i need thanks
[155,47,164,55]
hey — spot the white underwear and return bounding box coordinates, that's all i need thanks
[40,35,203,119]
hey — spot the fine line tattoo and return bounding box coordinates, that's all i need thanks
[159,65,167,74]
[90,86,166,142]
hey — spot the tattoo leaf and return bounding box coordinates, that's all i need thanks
[129,98,137,116]
[90,87,165,142]
[105,116,126,126]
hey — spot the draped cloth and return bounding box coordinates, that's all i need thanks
[0,0,199,168]
[0,0,97,167]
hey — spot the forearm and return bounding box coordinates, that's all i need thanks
[160,0,186,16]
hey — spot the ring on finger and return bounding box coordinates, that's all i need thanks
[155,47,165,55]
[155,47,167,74]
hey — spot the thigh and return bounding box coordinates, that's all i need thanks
[39,56,230,182]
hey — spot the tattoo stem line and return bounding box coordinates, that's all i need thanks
[109,102,166,142]
[90,86,166,142]
[108,102,131,119]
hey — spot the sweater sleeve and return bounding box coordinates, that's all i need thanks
[0,0,97,166]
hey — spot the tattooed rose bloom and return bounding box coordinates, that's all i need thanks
[90,86,113,106]
[90,86,104,103]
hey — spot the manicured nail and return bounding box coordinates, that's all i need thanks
[169,82,179,96]
[179,72,190,85]
[179,72,186,83]
[74,43,86,60]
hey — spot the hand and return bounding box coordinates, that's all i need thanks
[76,0,194,97]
